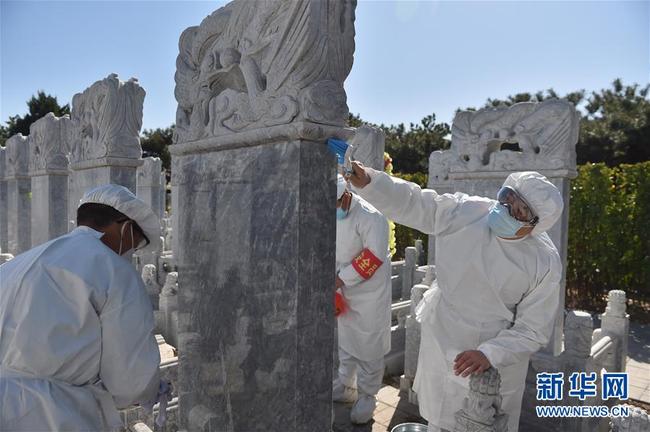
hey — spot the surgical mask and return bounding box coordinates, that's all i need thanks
[487,203,527,238]
[336,207,349,220]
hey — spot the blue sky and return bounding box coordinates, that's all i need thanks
[1,1,648,131]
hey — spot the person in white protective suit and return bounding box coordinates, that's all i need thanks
[0,184,163,431]
[334,174,392,424]
[346,163,563,432]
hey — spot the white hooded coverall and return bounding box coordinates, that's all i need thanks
[336,193,392,396]
[356,170,562,432]
[0,226,160,431]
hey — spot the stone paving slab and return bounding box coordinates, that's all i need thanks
[627,322,650,404]
[333,384,426,432]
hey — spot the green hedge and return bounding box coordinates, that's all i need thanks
[566,162,650,317]
[390,164,650,320]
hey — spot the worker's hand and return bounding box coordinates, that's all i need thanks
[345,161,371,189]
[335,275,345,289]
[453,350,491,377]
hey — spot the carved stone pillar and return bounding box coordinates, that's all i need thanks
[29,113,71,246]
[454,367,508,432]
[67,74,145,230]
[170,1,356,430]
[600,290,629,372]
[5,134,31,255]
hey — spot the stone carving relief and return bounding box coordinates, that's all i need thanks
[174,0,356,142]
[69,73,145,163]
[5,134,29,178]
[430,99,580,183]
[28,113,70,173]
[605,290,627,318]
[349,125,385,171]
[454,367,508,432]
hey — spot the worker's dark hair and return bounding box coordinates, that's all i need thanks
[77,203,127,228]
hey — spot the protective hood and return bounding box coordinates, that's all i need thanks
[79,184,161,252]
[503,171,563,235]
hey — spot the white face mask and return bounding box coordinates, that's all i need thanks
[118,221,136,259]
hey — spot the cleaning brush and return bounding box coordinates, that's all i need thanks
[327,138,355,175]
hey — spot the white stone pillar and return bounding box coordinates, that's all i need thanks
[5,134,31,255]
[29,113,71,246]
[159,272,178,348]
[600,290,629,372]
[0,147,8,253]
[402,246,417,299]
[67,74,145,230]
[137,157,164,219]
[454,368,509,432]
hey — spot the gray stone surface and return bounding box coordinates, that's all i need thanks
[29,113,71,246]
[0,147,7,253]
[171,1,356,430]
[31,175,69,246]
[137,157,164,219]
[172,136,339,431]
[5,134,31,255]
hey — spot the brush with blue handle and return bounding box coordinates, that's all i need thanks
[327,138,355,176]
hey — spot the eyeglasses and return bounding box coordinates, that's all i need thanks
[496,186,539,226]
[117,219,150,250]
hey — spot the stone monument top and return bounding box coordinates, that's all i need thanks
[69,73,145,165]
[173,0,356,146]
[29,112,71,175]
[431,99,580,184]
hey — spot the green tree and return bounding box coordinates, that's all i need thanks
[580,79,650,165]
[1,91,70,146]
[0,125,9,147]
[381,114,451,173]
[140,126,174,170]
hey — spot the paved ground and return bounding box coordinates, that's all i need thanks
[627,322,650,405]
[333,383,426,432]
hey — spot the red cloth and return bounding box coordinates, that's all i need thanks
[335,291,348,317]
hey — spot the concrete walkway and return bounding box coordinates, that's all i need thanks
[627,322,650,405]
[333,383,426,432]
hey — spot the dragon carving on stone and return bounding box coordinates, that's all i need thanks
[174,0,357,143]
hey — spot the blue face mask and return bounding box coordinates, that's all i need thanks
[487,203,527,238]
[336,207,349,220]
